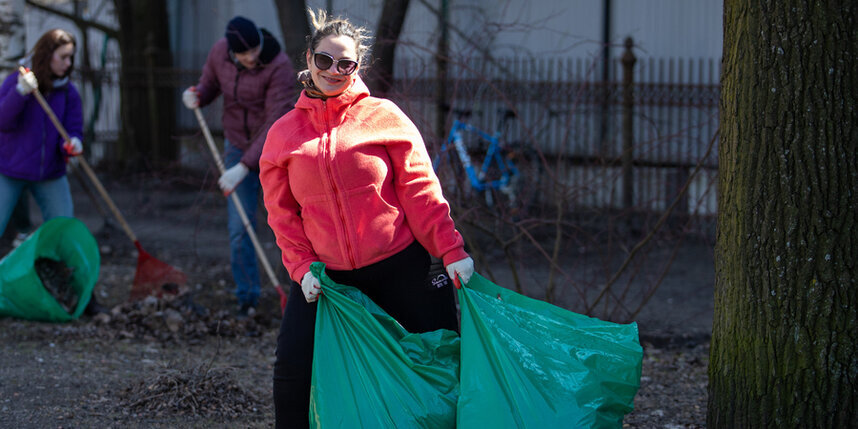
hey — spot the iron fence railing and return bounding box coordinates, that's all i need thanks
[64,48,720,224]
[387,51,720,219]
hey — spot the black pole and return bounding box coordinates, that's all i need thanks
[599,0,612,154]
[435,0,449,144]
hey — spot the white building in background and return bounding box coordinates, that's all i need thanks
[15,0,722,78]
[310,0,723,59]
[169,0,723,70]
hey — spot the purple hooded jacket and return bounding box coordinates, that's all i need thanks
[196,28,297,169]
[0,72,83,181]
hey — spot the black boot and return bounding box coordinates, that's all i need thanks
[84,295,108,315]
[236,302,257,319]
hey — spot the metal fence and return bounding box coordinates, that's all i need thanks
[387,46,720,222]
[70,45,720,225]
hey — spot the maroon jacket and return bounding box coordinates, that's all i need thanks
[195,29,296,169]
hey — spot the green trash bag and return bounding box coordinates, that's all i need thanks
[457,273,643,429]
[0,217,100,322]
[309,262,460,428]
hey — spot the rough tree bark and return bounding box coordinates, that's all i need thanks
[711,1,857,427]
[365,0,410,95]
[273,0,310,72]
[113,0,176,171]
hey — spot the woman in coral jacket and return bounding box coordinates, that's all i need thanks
[259,10,475,428]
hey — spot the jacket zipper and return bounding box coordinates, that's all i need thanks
[322,100,357,268]
[233,72,250,141]
[40,118,46,177]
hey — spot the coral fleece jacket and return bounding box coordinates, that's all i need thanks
[260,78,468,283]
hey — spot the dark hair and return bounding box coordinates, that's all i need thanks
[305,9,371,70]
[30,29,76,93]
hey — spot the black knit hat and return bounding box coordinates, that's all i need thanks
[225,16,260,53]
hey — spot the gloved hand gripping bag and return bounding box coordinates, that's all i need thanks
[457,273,643,429]
[309,262,460,428]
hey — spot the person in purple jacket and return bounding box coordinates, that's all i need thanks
[182,16,297,317]
[0,29,83,244]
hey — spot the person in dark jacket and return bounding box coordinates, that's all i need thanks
[0,29,83,242]
[182,16,297,316]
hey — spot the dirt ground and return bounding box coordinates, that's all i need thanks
[0,170,712,428]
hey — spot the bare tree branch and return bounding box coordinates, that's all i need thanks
[25,0,119,39]
[415,0,514,79]
[586,128,720,314]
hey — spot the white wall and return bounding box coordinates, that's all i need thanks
[169,0,285,69]
[20,0,723,70]
[613,0,723,58]
[304,0,721,62]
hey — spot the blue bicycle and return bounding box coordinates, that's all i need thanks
[433,109,541,217]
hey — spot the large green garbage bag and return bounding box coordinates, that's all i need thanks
[457,273,643,428]
[309,262,460,428]
[0,217,100,322]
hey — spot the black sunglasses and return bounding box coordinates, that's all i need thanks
[312,52,358,75]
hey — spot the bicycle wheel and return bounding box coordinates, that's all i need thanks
[433,147,473,209]
[468,152,519,221]
[503,142,544,219]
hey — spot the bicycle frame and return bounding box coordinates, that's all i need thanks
[434,117,520,194]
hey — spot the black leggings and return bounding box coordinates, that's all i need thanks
[272,241,459,428]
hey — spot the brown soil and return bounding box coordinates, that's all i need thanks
[0,172,712,428]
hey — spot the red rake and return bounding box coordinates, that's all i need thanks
[193,107,289,312]
[22,67,187,302]
[130,241,188,301]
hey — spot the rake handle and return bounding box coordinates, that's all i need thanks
[19,66,138,243]
[193,107,281,291]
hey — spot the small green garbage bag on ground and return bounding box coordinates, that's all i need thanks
[309,262,460,428]
[0,217,100,322]
[457,273,643,429]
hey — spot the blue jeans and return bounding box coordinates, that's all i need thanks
[0,173,73,236]
[224,141,261,307]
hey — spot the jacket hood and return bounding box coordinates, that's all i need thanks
[226,28,281,68]
[295,75,370,112]
[258,28,281,65]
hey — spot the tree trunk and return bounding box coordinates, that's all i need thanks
[365,0,410,95]
[113,0,176,171]
[273,0,310,73]
[711,2,857,427]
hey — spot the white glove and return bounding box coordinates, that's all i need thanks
[446,256,474,286]
[218,162,249,195]
[16,70,38,95]
[182,86,199,109]
[63,137,83,156]
[301,271,322,303]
